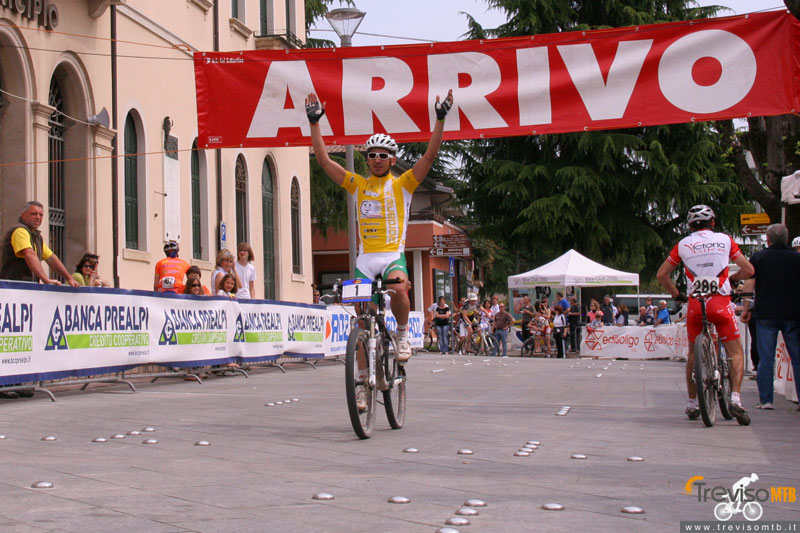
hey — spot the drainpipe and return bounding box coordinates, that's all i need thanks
[110,5,119,287]
[213,0,222,252]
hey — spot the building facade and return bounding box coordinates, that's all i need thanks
[0,0,313,302]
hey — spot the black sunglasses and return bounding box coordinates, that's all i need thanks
[367,152,391,160]
[189,283,201,288]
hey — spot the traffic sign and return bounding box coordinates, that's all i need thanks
[741,223,769,235]
[429,247,471,257]
[740,213,770,225]
[433,234,470,246]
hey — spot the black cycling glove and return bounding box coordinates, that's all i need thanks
[435,95,452,121]
[306,100,325,124]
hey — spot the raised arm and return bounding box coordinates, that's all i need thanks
[411,89,453,183]
[306,93,348,186]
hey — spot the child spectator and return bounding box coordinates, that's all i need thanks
[185,266,211,295]
[212,249,242,294]
[235,242,257,299]
[216,272,238,299]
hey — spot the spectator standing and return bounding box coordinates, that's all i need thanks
[741,224,800,409]
[185,266,212,295]
[655,300,671,325]
[600,295,615,325]
[432,296,451,354]
[458,293,480,354]
[519,295,535,345]
[72,253,111,287]
[615,303,630,326]
[212,249,242,294]
[567,297,581,352]
[479,299,493,331]
[552,305,569,358]
[492,303,514,356]
[556,292,570,314]
[490,295,500,316]
[586,299,601,324]
[216,272,238,299]
[0,201,79,286]
[154,241,190,293]
[235,242,257,299]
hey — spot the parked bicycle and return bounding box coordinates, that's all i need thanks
[322,277,407,439]
[691,277,735,427]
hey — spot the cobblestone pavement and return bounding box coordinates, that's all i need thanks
[0,353,798,532]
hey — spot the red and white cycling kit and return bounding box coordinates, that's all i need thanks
[667,229,742,343]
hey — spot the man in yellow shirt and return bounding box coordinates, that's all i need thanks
[306,89,453,365]
[0,201,79,286]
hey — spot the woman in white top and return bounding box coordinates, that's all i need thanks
[552,305,569,359]
[235,242,257,299]
[212,249,242,295]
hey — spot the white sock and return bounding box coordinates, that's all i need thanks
[731,392,741,405]
[688,398,698,408]
[396,325,408,340]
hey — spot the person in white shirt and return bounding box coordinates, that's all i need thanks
[490,295,501,316]
[235,242,257,299]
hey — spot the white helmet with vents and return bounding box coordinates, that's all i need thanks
[687,204,715,224]
[792,236,800,248]
[365,133,398,154]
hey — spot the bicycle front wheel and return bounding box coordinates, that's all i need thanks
[520,337,535,357]
[345,327,376,439]
[694,333,718,427]
[716,342,733,420]
[382,335,406,429]
[485,334,498,356]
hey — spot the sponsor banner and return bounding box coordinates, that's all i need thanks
[580,325,688,359]
[195,12,800,149]
[0,282,327,385]
[324,306,424,357]
[775,332,798,402]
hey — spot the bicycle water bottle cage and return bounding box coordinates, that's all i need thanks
[341,278,373,303]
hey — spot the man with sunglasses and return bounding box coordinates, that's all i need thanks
[305,89,454,365]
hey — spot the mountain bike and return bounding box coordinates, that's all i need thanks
[421,323,438,352]
[691,277,734,427]
[470,322,498,356]
[325,277,407,439]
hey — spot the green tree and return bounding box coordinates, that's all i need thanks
[310,151,366,238]
[455,0,751,294]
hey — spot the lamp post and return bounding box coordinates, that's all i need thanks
[325,7,365,278]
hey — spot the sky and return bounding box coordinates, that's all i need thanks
[307,1,785,47]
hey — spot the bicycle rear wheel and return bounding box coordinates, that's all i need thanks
[345,327,376,439]
[422,330,437,352]
[520,337,535,357]
[485,334,498,356]
[382,335,406,429]
[694,333,718,427]
[716,342,733,420]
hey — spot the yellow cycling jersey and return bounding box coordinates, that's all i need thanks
[340,169,420,253]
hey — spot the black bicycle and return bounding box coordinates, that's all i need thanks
[324,277,406,439]
[691,278,734,427]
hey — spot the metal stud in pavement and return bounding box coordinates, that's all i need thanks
[291,398,300,402]
[111,434,125,439]
[127,430,141,436]
[31,481,53,489]
[266,403,275,406]
[142,439,158,444]
[41,436,56,441]
[276,401,284,405]
[571,454,588,459]
[312,492,334,500]
[457,449,473,455]
[622,506,645,514]
[403,448,419,453]
[514,451,530,457]
[455,507,479,516]
[195,440,210,446]
[92,437,107,443]
[526,441,540,446]
[464,499,487,507]
[0,435,6,439]
[388,496,410,504]
[142,427,156,432]
[596,373,603,378]
[627,456,644,462]
[542,502,565,510]
[436,528,460,533]
[446,516,471,526]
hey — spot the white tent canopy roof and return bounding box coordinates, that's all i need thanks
[508,249,639,288]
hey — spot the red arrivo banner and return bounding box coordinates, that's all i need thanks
[194,11,800,149]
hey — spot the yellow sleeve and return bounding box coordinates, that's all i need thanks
[11,228,53,260]
[399,169,420,194]
[340,171,364,195]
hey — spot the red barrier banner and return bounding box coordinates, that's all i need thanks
[194,11,800,149]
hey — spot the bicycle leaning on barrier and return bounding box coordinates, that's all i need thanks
[320,277,407,440]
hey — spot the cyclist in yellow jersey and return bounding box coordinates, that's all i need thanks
[306,89,454,364]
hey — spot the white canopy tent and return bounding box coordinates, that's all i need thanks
[508,249,639,288]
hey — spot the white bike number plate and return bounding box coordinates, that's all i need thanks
[341,278,372,303]
[692,276,719,295]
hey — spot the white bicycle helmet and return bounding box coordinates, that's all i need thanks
[792,236,800,248]
[365,133,398,155]
[687,204,715,224]
[163,240,179,253]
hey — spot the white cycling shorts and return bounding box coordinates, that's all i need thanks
[355,251,406,281]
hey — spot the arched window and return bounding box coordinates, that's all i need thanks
[123,113,139,249]
[48,77,66,261]
[235,154,248,244]
[261,158,275,298]
[291,177,301,274]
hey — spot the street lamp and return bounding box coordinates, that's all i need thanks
[325,7,365,278]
